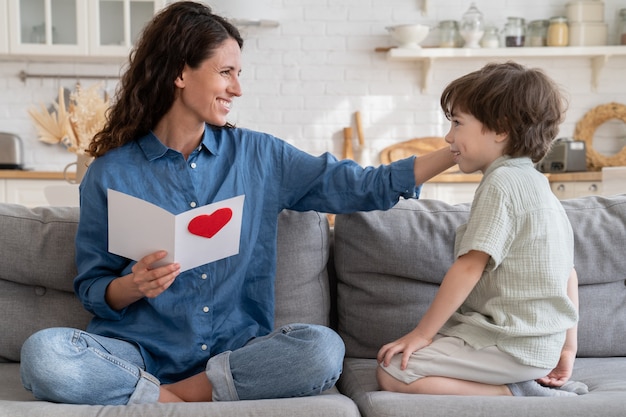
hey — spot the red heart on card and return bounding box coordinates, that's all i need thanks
[187,208,233,238]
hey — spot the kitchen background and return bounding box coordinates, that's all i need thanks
[1,0,625,171]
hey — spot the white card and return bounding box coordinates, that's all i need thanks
[108,189,245,272]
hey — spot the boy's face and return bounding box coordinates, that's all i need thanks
[444,110,507,174]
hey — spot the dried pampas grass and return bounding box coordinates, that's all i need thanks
[28,83,109,155]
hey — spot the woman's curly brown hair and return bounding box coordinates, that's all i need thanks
[440,61,568,163]
[89,1,243,158]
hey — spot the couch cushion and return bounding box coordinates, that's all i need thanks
[334,198,469,359]
[0,204,80,292]
[0,394,359,417]
[0,204,90,362]
[0,203,331,362]
[334,195,626,359]
[0,360,360,416]
[338,357,626,417]
[559,195,626,357]
[274,210,331,328]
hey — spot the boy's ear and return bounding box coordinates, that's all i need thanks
[495,132,508,143]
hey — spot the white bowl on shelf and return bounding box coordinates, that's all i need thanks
[386,24,430,49]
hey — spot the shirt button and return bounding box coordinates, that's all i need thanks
[190,162,197,169]
[201,344,208,351]
[203,306,209,313]
[201,273,208,280]
[190,201,197,208]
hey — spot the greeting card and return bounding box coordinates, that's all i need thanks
[108,189,245,271]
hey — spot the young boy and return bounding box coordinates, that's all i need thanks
[377,62,587,397]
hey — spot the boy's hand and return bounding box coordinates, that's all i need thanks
[377,329,432,370]
[536,349,576,387]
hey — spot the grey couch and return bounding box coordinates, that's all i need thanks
[1,194,625,416]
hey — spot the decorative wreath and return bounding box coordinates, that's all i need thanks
[573,102,626,171]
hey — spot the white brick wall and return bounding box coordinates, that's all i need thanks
[1,0,625,170]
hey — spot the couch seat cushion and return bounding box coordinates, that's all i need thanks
[339,357,626,417]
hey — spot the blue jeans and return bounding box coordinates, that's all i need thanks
[20,323,344,405]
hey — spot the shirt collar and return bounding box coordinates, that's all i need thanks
[483,155,533,178]
[201,125,220,155]
[137,125,220,161]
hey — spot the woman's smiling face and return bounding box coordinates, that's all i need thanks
[176,38,243,127]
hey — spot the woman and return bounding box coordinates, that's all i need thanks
[20,1,454,405]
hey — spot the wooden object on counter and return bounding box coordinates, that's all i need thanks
[343,127,354,160]
[354,111,365,146]
[380,137,459,173]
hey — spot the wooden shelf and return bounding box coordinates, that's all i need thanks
[385,45,626,92]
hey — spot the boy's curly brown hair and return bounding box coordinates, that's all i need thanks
[440,61,567,163]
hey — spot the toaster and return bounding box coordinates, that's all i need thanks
[0,132,24,169]
[537,138,587,173]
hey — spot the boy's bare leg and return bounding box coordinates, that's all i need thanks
[160,372,213,402]
[159,387,184,402]
[377,366,510,396]
[377,367,579,397]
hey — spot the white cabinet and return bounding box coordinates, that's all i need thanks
[0,172,81,206]
[550,181,602,200]
[1,178,76,207]
[4,179,68,207]
[6,0,164,59]
[422,182,478,205]
[0,178,6,202]
[425,173,604,204]
[0,0,8,54]
[88,0,163,57]
[426,180,603,204]
[8,0,89,56]
[417,183,437,201]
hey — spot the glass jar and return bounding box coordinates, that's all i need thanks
[527,19,549,47]
[619,8,626,45]
[438,20,460,48]
[504,17,525,47]
[481,26,500,48]
[30,23,46,44]
[547,16,569,47]
[30,23,58,44]
[460,3,484,48]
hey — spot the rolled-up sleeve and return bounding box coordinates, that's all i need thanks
[279,142,419,213]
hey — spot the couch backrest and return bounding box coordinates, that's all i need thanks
[0,204,89,363]
[274,210,332,328]
[334,195,626,359]
[0,204,331,362]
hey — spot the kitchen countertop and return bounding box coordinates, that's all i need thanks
[0,170,75,180]
[1,170,602,183]
[429,171,602,183]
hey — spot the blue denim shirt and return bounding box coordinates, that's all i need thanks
[75,125,418,383]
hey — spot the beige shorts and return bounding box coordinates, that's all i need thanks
[380,335,551,385]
